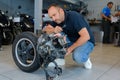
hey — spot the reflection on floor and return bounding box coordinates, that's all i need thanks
[0,43,120,80]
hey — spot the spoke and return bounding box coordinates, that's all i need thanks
[21,54,27,64]
[26,43,33,52]
[17,47,23,55]
[20,41,27,50]
[25,43,34,59]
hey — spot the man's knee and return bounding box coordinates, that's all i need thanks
[72,52,89,64]
[72,41,94,64]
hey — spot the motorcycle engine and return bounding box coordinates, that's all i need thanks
[37,33,67,63]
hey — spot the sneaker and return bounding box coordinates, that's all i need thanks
[83,58,92,69]
[0,47,3,51]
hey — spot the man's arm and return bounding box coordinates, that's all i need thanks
[101,13,111,21]
[43,24,63,34]
[115,11,120,16]
[66,27,90,56]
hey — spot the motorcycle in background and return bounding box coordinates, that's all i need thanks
[13,5,34,32]
[19,13,34,32]
[0,10,14,45]
[0,10,22,45]
[0,6,34,45]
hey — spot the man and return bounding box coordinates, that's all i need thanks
[43,4,95,69]
[101,2,113,43]
[114,10,120,46]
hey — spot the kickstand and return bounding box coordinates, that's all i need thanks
[45,70,54,80]
[43,61,62,80]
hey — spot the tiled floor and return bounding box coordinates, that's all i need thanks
[0,43,120,80]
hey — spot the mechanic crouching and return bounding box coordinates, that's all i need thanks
[43,3,95,69]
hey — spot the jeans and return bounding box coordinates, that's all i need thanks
[60,32,94,63]
[102,19,111,43]
[71,41,94,64]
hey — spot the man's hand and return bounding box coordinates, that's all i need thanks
[54,26,63,33]
[54,33,61,37]
[42,24,55,34]
[65,47,73,56]
[107,17,111,21]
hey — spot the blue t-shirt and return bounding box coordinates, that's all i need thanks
[50,11,95,45]
[102,6,111,17]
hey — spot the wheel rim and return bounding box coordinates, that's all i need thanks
[15,38,36,67]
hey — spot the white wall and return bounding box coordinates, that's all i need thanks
[85,0,120,20]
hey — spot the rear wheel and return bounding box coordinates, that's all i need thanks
[12,32,43,72]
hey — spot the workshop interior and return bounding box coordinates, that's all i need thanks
[0,0,120,80]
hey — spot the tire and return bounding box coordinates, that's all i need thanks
[14,27,22,35]
[2,32,14,45]
[12,32,43,72]
[12,28,22,43]
[16,29,22,35]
